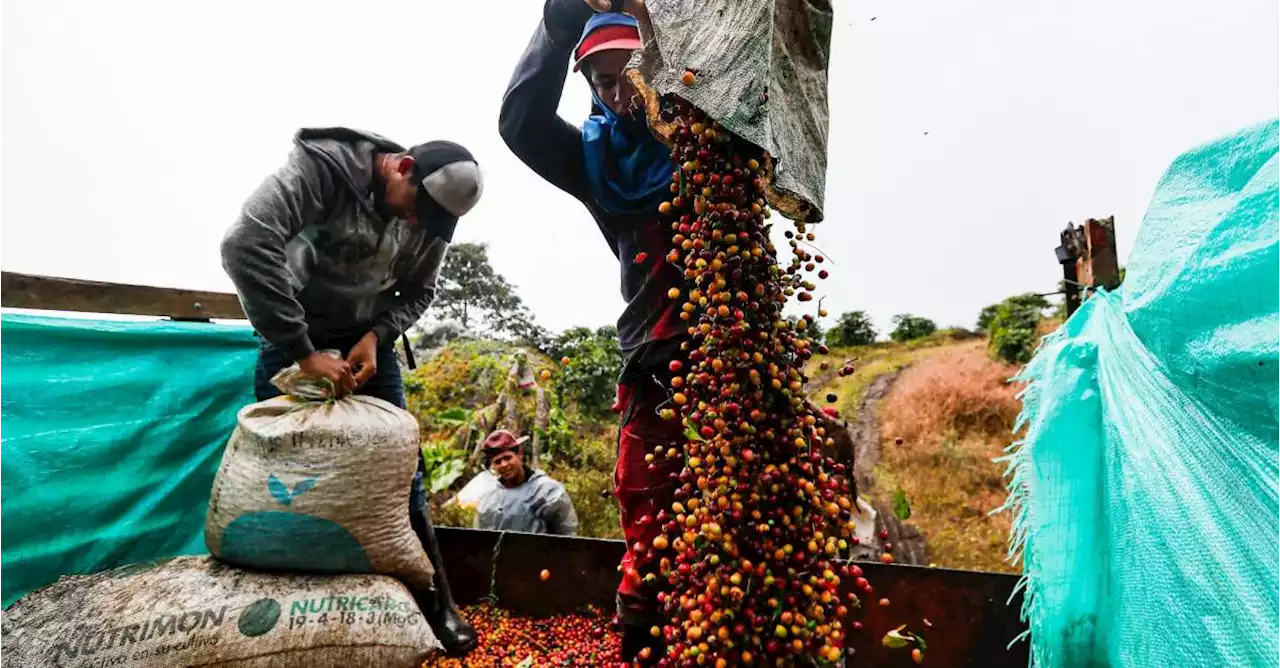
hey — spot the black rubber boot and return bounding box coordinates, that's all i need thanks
[409,472,478,657]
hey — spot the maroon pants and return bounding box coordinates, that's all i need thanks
[614,379,684,627]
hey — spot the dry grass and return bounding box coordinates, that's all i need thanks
[874,342,1023,573]
[806,332,962,421]
[1037,316,1064,339]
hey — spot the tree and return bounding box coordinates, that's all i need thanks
[827,311,877,347]
[978,293,1047,332]
[889,314,936,342]
[976,304,1001,332]
[986,292,1051,364]
[549,326,623,419]
[429,243,524,334]
[427,241,542,340]
[505,309,553,353]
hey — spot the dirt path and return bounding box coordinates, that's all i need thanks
[845,369,930,566]
[849,370,901,495]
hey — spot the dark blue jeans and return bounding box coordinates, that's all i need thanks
[254,338,431,545]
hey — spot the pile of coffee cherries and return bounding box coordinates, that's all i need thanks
[425,604,622,667]
[634,96,864,666]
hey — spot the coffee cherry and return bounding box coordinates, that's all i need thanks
[640,96,868,666]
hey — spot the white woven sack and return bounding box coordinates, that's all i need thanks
[205,352,434,592]
[0,556,441,668]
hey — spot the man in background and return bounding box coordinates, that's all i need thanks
[472,430,579,536]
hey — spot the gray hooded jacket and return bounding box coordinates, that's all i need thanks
[474,468,579,536]
[222,128,448,360]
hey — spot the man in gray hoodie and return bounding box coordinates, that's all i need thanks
[221,127,482,656]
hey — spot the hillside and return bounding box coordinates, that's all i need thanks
[409,330,1028,574]
[806,333,1023,573]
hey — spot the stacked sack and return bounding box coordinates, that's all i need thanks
[2,352,442,668]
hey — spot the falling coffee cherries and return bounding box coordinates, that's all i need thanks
[642,96,859,667]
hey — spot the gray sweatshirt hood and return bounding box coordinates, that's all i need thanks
[294,128,405,218]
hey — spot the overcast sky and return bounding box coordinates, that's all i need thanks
[2,0,1276,336]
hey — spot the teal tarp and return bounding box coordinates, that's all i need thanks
[1002,119,1279,667]
[0,315,258,607]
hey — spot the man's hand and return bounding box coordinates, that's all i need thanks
[298,351,355,396]
[346,332,379,390]
[585,0,650,28]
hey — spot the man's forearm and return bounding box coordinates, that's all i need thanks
[498,0,593,201]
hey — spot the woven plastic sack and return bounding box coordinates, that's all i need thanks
[205,352,435,592]
[1001,119,1279,667]
[1,556,440,668]
[628,0,834,222]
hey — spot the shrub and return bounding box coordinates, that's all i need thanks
[429,498,477,529]
[403,341,509,431]
[889,314,937,342]
[547,462,622,539]
[879,344,1022,445]
[548,326,623,420]
[986,293,1050,364]
[421,441,469,494]
[976,304,1001,332]
[826,310,877,347]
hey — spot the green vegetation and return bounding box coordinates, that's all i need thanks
[405,338,622,539]
[889,314,937,342]
[546,326,623,420]
[980,293,1051,364]
[825,310,877,347]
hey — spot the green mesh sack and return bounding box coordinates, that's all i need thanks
[1001,119,1279,667]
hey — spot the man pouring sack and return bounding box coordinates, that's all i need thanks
[499,1,687,661]
[220,127,482,656]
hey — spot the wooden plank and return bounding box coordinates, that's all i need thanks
[1058,217,1119,316]
[1058,225,1084,316]
[1079,216,1121,291]
[0,271,245,320]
